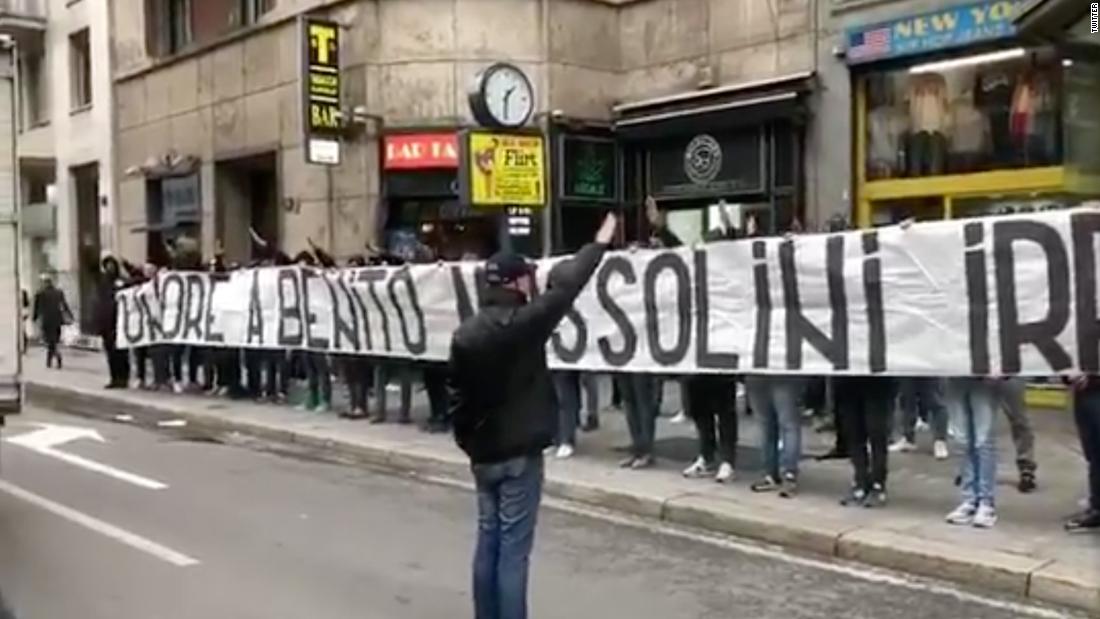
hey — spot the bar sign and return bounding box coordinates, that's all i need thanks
[302,17,342,165]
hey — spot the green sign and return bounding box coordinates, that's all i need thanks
[559,136,617,202]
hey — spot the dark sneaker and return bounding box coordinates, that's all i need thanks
[816,448,848,461]
[864,484,888,509]
[581,417,601,432]
[1065,509,1100,532]
[840,487,867,507]
[778,473,798,499]
[750,475,780,493]
[1018,471,1037,494]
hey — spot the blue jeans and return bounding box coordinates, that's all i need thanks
[472,455,544,619]
[1074,385,1100,511]
[745,376,803,478]
[947,378,999,506]
[616,373,659,457]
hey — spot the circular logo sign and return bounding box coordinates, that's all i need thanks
[683,134,722,185]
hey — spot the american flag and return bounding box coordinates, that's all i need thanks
[848,26,892,60]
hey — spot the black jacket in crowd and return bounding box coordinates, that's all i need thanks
[448,242,607,465]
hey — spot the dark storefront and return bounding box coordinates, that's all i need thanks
[611,72,814,241]
[552,128,620,252]
[382,132,499,261]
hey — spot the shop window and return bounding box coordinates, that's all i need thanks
[69,29,92,110]
[863,47,1063,181]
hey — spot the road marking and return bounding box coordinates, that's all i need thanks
[6,424,168,490]
[0,479,199,567]
[417,473,1073,619]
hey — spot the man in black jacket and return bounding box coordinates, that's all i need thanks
[32,274,73,369]
[95,255,130,389]
[449,212,616,619]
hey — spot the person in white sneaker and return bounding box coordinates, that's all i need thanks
[893,377,950,459]
[945,377,1001,528]
[681,375,739,483]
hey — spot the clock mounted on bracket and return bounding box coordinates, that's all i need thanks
[468,62,535,129]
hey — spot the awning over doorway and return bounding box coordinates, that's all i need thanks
[612,71,815,140]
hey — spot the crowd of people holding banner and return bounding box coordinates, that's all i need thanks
[69,200,1100,541]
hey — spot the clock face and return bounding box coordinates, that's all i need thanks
[482,65,534,127]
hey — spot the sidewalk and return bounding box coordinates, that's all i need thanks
[21,349,1100,615]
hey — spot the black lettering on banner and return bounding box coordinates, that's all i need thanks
[160,273,185,339]
[1073,212,1100,373]
[779,237,849,370]
[347,270,374,351]
[388,268,427,356]
[450,266,477,322]
[121,294,142,345]
[694,248,738,370]
[301,267,330,350]
[994,220,1072,374]
[204,275,226,343]
[139,290,162,341]
[327,276,361,352]
[277,268,304,347]
[247,270,265,345]
[596,256,637,367]
[964,223,990,374]
[359,269,391,351]
[752,241,771,368]
[643,252,691,366]
[861,232,886,373]
[181,274,206,340]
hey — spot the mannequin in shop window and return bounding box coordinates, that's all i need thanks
[975,64,1016,166]
[907,72,949,177]
[1011,64,1058,166]
[949,83,992,174]
[866,76,910,180]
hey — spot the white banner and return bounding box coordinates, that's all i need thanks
[117,209,1100,376]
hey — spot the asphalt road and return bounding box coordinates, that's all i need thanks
[0,408,1083,619]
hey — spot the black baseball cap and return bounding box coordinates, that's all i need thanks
[485,251,535,286]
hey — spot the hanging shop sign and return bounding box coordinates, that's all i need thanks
[301,17,342,165]
[846,0,1026,64]
[558,136,618,203]
[647,130,764,199]
[384,133,459,170]
[459,131,546,208]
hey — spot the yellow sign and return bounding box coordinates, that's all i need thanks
[302,18,341,164]
[467,133,546,207]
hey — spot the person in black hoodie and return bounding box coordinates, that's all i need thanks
[94,254,130,388]
[449,212,615,619]
[33,274,73,369]
[1067,375,1100,532]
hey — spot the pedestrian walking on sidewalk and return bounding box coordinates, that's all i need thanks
[32,273,73,370]
[448,213,615,619]
[1066,375,1100,532]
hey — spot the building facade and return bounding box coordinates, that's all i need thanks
[4,0,117,333]
[108,0,819,265]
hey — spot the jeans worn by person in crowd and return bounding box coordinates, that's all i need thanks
[617,373,659,457]
[745,376,803,479]
[947,378,999,506]
[898,377,948,442]
[837,377,896,490]
[1074,385,1100,511]
[472,455,544,619]
[422,362,449,424]
[996,377,1036,474]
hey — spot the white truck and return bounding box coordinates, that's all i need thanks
[0,39,23,433]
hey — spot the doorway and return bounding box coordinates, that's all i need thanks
[71,163,99,333]
[215,153,278,263]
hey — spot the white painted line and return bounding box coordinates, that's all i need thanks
[157,420,187,428]
[0,479,199,567]
[32,448,168,490]
[416,473,1073,619]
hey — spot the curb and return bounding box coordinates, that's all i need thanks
[24,381,1100,616]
